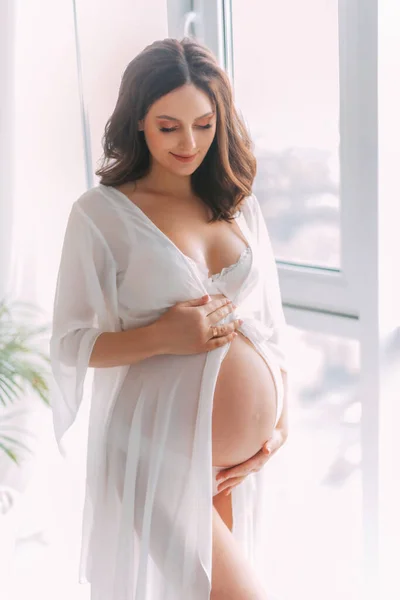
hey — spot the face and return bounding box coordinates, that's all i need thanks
[139,84,217,176]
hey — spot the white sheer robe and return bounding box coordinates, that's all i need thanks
[50,184,288,599]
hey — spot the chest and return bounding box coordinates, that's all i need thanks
[153,217,248,278]
[115,186,249,277]
[116,219,262,328]
[109,187,261,323]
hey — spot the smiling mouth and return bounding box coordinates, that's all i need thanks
[170,152,198,161]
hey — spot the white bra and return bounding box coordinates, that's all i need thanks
[185,245,253,293]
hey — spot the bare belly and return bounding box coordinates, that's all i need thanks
[212,332,278,467]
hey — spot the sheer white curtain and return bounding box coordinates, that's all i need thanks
[0,2,18,591]
[0,2,168,599]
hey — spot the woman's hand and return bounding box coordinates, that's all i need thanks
[215,426,289,496]
[155,294,243,355]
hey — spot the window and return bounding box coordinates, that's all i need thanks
[265,326,362,600]
[231,1,341,271]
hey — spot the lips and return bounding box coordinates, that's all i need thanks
[170,152,198,163]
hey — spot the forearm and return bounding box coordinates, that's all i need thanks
[89,321,165,368]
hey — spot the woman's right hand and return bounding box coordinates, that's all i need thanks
[155,294,243,355]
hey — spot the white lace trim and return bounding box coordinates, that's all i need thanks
[209,245,251,281]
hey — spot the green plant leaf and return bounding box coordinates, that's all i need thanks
[0,371,25,405]
[0,434,33,454]
[0,378,20,405]
[0,442,19,465]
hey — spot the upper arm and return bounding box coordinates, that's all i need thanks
[51,202,116,363]
[49,201,118,444]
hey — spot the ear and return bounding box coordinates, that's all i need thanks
[138,120,144,131]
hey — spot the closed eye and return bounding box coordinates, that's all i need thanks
[159,124,214,133]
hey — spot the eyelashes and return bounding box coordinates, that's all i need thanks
[159,124,214,133]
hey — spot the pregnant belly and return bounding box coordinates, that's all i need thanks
[212,331,278,467]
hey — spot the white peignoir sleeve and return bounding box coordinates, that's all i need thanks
[50,202,115,452]
[246,193,288,373]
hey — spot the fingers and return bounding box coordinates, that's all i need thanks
[214,438,281,494]
[207,303,239,333]
[203,296,236,320]
[216,455,262,486]
[202,295,241,350]
[217,476,246,495]
[206,318,243,349]
[210,319,243,340]
[216,466,254,485]
[210,294,229,302]
[207,330,238,350]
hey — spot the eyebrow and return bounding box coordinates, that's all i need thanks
[155,111,215,122]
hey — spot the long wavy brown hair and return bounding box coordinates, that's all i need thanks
[95,37,257,223]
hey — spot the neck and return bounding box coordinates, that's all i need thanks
[141,160,193,198]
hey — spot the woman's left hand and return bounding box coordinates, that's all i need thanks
[215,426,288,496]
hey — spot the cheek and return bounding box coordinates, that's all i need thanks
[144,129,172,155]
[201,129,216,151]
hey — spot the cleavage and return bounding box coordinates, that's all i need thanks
[114,184,248,274]
[146,209,248,276]
[168,213,249,277]
[185,245,250,280]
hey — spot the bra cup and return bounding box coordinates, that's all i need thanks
[203,246,253,299]
[209,246,251,282]
[184,241,261,305]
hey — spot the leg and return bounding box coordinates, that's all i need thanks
[213,488,233,531]
[211,503,269,599]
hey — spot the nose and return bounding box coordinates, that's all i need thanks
[177,128,197,152]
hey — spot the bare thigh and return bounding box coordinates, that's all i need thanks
[211,501,268,600]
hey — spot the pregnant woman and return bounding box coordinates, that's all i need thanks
[50,38,289,600]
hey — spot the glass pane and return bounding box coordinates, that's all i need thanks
[231,0,341,269]
[259,326,362,600]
